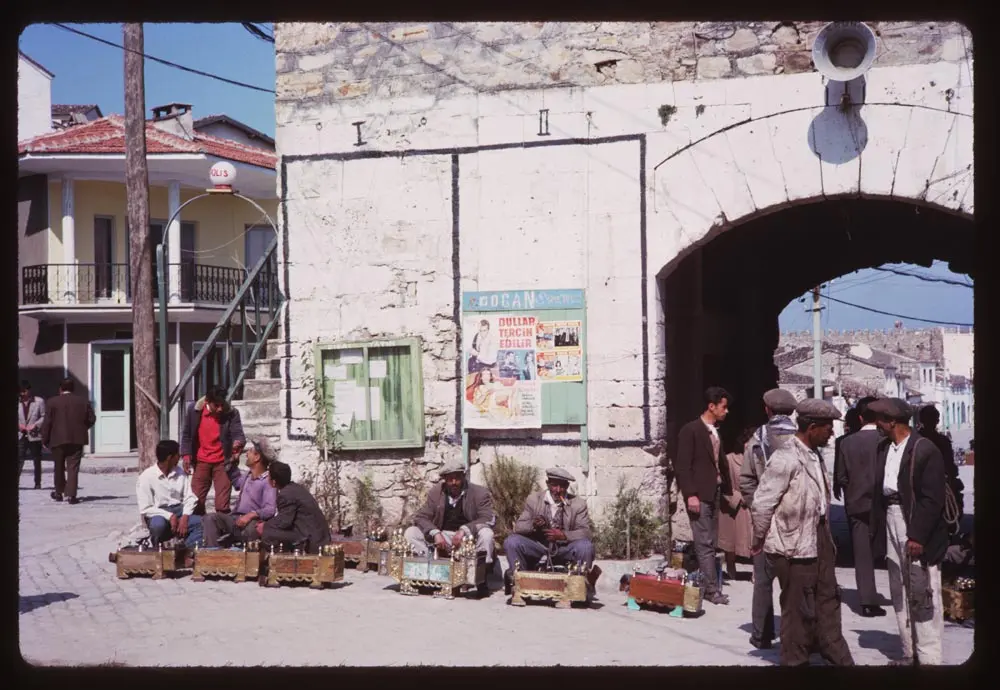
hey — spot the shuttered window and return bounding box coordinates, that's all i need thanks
[316,338,425,450]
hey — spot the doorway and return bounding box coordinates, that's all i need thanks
[91,343,133,453]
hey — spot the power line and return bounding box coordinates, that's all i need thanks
[51,23,275,94]
[873,265,973,288]
[242,22,274,43]
[823,294,973,327]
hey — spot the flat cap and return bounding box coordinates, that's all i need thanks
[762,388,797,415]
[795,398,843,421]
[439,459,466,477]
[248,437,277,463]
[545,467,575,483]
[868,397,912,421]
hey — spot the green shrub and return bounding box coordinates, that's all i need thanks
[595,475,662,560]
[483,454,541,550]
[352,473,384,534]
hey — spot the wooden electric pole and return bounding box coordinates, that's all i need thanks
[124,23,159,470]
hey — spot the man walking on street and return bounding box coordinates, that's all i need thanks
[676,386,733,606]
[41,378,95,505]
[180,386,245,516]
[869,398,950,666]
[18,381,46,490]
[739,387,798,648]
[751,398,854,667]
[833,396,887,618]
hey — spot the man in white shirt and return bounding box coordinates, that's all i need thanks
[136,439,203,548]
[869,397,949,667]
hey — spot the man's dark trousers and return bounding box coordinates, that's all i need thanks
[51,443,83,499]
[848,512,879,607]
[19,437,43,488]
[689,488,722,596]
[752,550,776,644]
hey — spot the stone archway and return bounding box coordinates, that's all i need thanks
[645,101,974,451]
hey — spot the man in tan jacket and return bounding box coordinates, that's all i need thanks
[405,459,496,566]
[503,467,595,591]
[751,398,854,667]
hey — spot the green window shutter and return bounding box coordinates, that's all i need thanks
[315,338,425,451]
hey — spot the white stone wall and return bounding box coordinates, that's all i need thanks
[18,55,52,142]
[276,23,974,527]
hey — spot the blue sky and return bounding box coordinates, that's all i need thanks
[19,22,974,332]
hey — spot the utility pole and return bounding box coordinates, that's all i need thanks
[812,286,824,400]
[124,23,159,470]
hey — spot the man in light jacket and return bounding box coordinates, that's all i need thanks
[503,467,596,595]
[751,398,854,667]
[739,387,797,650]
[18,381,46,490]
[136,439,203,547]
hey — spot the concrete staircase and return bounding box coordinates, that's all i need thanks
[231,327,285,454]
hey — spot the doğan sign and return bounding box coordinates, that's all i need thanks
[463,289,585,312]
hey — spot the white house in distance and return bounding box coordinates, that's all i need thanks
[17,49,279,454]
[18,51,54,142]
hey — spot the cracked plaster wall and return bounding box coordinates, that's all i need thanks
[275,21,973,529]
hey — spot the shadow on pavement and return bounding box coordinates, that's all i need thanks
[73,495,129,503]
[838,587,893,614]
[19,592,79,615]
[739,618,782,636]
[852,628,897,660]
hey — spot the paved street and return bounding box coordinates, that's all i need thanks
[18,469,974,667]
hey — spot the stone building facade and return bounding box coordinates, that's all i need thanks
[272,21,974,529]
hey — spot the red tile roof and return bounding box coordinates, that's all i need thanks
[18,115,276,170]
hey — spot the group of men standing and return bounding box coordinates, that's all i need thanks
[675,384,959,666]
[18,378,95,503]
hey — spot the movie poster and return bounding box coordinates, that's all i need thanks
[536,320,583,382]
[463,314,541,429]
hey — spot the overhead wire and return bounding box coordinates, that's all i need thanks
[823,294,973,327]
[51,23,275,94]
[873,265,973,287]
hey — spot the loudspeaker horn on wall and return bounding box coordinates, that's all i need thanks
[812,21,878,82]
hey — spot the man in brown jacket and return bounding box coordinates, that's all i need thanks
[41,378,96,505]
[751,398,854,667]
[405,459,496,589]
[503,467,596,591]
[674,386,733,605]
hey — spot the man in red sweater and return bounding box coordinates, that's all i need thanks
[179,386,246,516]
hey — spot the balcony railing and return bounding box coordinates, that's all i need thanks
[20,261,279,308]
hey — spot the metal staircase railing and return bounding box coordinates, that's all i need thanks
[163,234,284,435]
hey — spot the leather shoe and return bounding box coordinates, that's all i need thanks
[67,497,80,505]
[705,591,730,605]
[503,569,514,596]
[749,637,773,650]
[50,492,63,502]
[861,605,888,617]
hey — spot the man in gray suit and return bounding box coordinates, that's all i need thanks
[18,381,46,489]
[834,396,887,617]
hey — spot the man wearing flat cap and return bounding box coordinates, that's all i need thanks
[833,396,887,618]
[406,459,496,593]
[739,387,798,649]
[869,398,949,666]
[203,437,278,547]
[503,467,596,588]
[751,398,854,666]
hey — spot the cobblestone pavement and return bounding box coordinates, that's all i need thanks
[18,470,974,667]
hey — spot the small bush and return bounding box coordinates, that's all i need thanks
[483,454,540,550]
[353,472,384,533]
[300,459,347,533]
[595,475,662,560]
[395,460,429,529]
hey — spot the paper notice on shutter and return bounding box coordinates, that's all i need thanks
[369,360,387,379]
[369,387,382,421]
[332,381,361,423]
[325,363,348,381]
[340,349,363,365]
